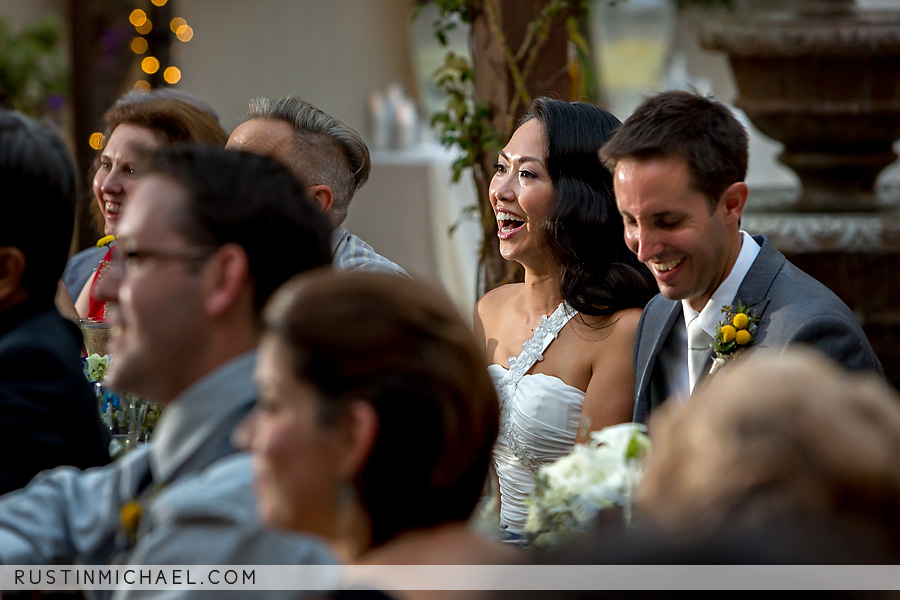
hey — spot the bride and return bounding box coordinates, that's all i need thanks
[474,98,656,536]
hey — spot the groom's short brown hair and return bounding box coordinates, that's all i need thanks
[600,90,749,210]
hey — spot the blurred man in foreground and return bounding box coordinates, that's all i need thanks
[0,145,335,598]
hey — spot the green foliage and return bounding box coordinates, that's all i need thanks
[0,15,68,117]
[430,50,501,184]
[414,0,477,45]
[417,1,492,184]
[567,15,597,103]
[419,0,599,186]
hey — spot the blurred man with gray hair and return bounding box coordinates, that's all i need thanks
[227,96,408,276]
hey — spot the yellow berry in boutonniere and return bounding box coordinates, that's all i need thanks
[96,235,116,248]
[710,301,760,378]
[720,325,736,343]
[120,500,142,542]
[732,312,749,329]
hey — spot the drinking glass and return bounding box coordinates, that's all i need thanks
[78,317,110,357]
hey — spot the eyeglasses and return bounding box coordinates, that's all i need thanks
[108,246,217,277]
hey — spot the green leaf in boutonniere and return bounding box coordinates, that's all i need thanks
[710,301,759,376]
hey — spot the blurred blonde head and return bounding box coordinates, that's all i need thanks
[637,347,900,559]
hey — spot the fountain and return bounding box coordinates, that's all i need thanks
[702,0,900,212]
[701,0,900,385]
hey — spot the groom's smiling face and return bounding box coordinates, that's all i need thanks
[614,155,744,312]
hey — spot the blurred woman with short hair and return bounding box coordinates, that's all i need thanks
[239,271,516,566]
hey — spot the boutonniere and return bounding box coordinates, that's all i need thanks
[709,301,759,377]
[96,234,115,248]
[120,500,143,546]
[114,480,167,561]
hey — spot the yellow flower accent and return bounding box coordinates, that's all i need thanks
[96,235,116,248]
[711,301,758,371]
[120,500,142,537]
[720,325,736,342]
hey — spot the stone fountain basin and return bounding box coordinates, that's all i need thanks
[702,9,900,211]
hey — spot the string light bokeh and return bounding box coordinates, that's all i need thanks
[90,0,191,150]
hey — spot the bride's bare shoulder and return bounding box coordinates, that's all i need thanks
[475,283,524,319]
[607,306,643,334]
[575,307,643,347]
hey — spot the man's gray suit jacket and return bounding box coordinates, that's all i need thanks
[632,235,884,423]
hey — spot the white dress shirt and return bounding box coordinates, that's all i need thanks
[671,231,761,401]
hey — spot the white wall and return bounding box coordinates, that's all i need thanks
[175,0,417,135]
[0,0,64,28]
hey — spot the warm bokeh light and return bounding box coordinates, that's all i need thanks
[129,9,147,27]
[88,132,105,150]
[176,25,194,42]
[170,17,187,33]
[135,19,153,35]
[133,80,152,91]
[151,0,168,6]
[141,56,160,74]
[130,37,148,54]
[163,66,182,84]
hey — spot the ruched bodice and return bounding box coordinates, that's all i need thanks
[490,302,584,534]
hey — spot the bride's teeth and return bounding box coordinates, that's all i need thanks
[495,211,523,222]
[105,202,120,215]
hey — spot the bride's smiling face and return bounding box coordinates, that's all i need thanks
[489,119,555,267]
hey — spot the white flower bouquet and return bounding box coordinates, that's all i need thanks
[83,353,110,382]
[524,423,650,551]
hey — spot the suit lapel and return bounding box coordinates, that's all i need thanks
[694,237,783,393]
[732,236,783,318]
[643,301,682,376]
[707,235,785,368]
[634,296,681,422]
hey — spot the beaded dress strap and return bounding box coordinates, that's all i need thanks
[505,301,576,383]
[497,301,577,473]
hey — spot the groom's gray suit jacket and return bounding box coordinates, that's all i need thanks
[632,235,884,423]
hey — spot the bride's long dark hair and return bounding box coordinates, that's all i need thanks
[524,97,656,317]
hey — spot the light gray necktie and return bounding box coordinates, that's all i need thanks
[687,318,712,393]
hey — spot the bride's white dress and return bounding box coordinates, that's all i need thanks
[489,302,584,534]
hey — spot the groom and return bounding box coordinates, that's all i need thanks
[600,90,883,424]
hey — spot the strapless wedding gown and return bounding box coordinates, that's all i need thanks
[490,302,584,534]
